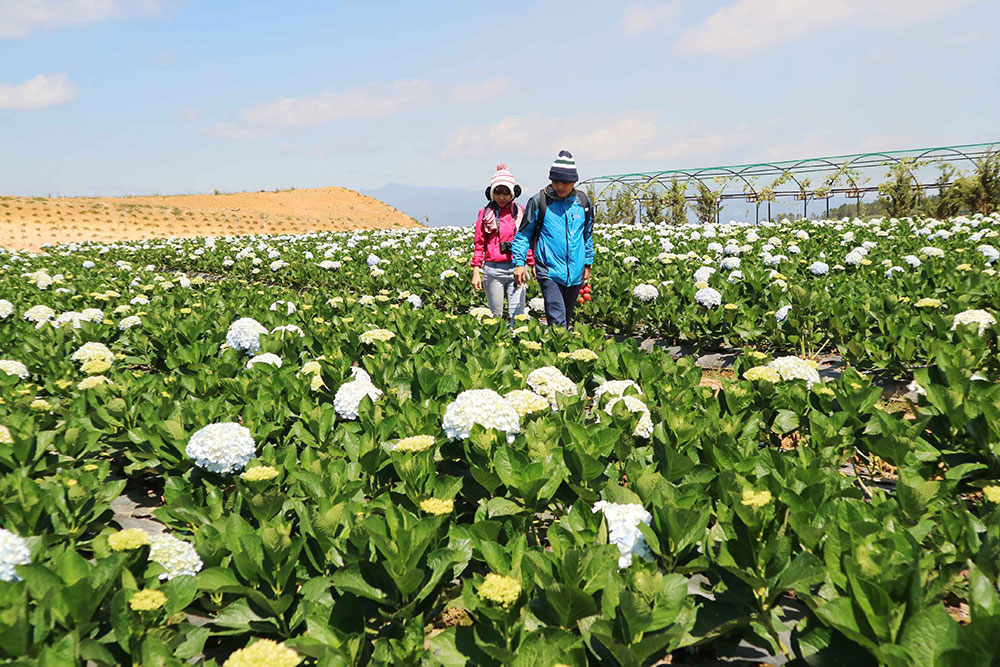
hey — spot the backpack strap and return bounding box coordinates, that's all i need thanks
[576,189,594,236]
[530,189,548,253]
[576,189,592,222]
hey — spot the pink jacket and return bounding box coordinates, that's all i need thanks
[471,203,534,267]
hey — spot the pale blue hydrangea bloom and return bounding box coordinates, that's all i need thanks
[0,528,30,581]
[695,287,722,308]
[592,501,653,568]
[809,261,829,275]
[226,318,268,353]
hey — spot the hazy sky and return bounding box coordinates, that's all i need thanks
[1,0,998,197]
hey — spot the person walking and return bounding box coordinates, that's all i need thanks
[512,150,594,328]
[471,163,533,321]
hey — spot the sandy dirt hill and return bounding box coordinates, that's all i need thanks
[0,186,421,250]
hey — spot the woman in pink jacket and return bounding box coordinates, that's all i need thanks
[471,164,533,321]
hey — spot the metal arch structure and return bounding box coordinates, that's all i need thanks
[580,141,999,223]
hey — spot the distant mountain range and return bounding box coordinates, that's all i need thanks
[361,183,496,228]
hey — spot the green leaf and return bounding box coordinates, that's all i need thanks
[425,627,468,666]
[532,584,598,629]
[330,565,386,602]
[772,410,800,434]
[898,604,960,666]
[484,497,524,518]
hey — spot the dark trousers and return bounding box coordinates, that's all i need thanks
[538,276,581,328]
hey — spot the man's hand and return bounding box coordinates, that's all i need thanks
[584,266,592,283]
[513,266,529,286]
[471,267,483,290]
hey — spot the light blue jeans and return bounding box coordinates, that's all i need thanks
[483,262,526,320]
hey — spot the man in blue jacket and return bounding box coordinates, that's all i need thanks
[512,150,594,328]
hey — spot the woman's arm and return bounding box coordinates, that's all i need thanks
[471,208,486,268]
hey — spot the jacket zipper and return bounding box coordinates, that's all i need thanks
[564,202,571,284]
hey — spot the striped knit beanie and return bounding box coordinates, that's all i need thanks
[549,150,578,182]
[489,163,517,198]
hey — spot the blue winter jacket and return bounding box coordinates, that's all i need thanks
[512,186,594,286]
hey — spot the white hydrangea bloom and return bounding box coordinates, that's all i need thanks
[903,255,921,268]
[844,251,863,266]
[71,342,114,366]
[632,284,659,302]
[334,368,383,420]
[604,395,654,438]
[119,315,141,330]
[808,261,829,275]
[80,308,103,322]
[0,528,31,582]
[528,297,546,312]
[0,360,29,379]
[269,300,296,315]
[226,318,268,354]
[246,353,283,369]
[775,305,791,323]
[594,379,642,402]
[693,266,715,283]
[442,389,520,440]
[52,311,87,329]
[977,244,999,264]
[526,367,578,406]
[952,309,996,335]
[148,533,203,580]
[440,269,458,280]
[768,356,821,388]
[764,254,786,268]
[186,422,256,474]
[592,501,653,569]
[271,324,304,338]
[23,305,55,323]
[918,246,943,257]
[504,389,550,417]
[695,287,722,308]
[0,300,13,319]
[468,306,494,320]
[720,257,741,270]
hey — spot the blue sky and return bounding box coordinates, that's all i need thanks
[1,0,998,198]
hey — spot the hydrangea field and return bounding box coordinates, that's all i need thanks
[1,213,1000,665]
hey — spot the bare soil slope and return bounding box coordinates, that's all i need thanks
[0,186,421,250]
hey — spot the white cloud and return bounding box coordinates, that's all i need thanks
[207,80,430,140]
[451,76,512,104]
[0,73,77,109]
[0,0,170,38]
[443,111,752,163]
[677,0,980,57]
[621,1,680,36]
